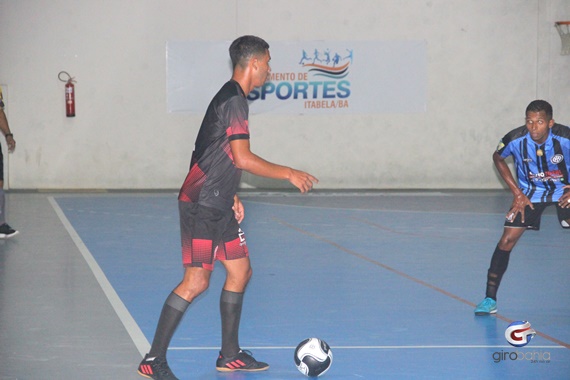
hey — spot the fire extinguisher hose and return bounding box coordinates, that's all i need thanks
[58,71,76,84]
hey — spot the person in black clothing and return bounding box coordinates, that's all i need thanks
[137,35,318,380]
[0,86,18,239]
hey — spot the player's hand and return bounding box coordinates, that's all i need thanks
[558,185,570,209]
[232,195,244,223]
[289,169,318,193]
[506,192,533,223]
[6,135,15,153]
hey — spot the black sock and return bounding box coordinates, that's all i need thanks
[148,292,190,358]
[485,246,511,300]
[220,290,244,358]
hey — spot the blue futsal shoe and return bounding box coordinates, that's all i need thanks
[474,297,497,315]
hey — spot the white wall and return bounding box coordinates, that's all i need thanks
[0,0,568,190]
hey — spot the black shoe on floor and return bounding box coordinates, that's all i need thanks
[0,223,18,239]
[216,349,269,372]
[137,354,178,380]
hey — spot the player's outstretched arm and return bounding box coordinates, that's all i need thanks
[0,109,15,152]
[287,168,318,193]
[493,151,533,222]
[230,139,318,193]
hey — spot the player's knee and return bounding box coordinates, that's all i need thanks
[498,241,514,251]
[498,228,526,251]
[246,267,253,284]
[230,266,252,289]
[195,275,212,294]
[236,267,253,286]
[178,275,210,299]
[498,233,520,250]
[195,279,210,294]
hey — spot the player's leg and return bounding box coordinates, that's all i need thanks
[148,267,211,356]
[219,257,251,356]
[215,222,252,358]
[0,150,5,225]
[215,229,268,372]
[216,257,268,372]
[556,203,570,229]
[475,226,526,315]
[221,255,252,293]
[138,202,216,379]
[475,204,545,315]
[148,202,215,356]
[0,147,18,238]
[0,178,4,225]
[486,226,526,295]
[138,267,210,380]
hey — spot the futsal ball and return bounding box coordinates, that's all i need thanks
[294,337,333,377]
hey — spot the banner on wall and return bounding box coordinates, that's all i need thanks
[167,40,426,115]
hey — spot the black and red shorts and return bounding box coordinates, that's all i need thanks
[178,201,248,271]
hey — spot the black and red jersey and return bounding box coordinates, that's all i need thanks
[178,80,250,210]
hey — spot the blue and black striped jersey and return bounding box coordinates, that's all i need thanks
[496,123,570,203]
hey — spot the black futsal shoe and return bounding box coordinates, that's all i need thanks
[0,223,18,238]
[137,354,178,380]
[216,349,270,372]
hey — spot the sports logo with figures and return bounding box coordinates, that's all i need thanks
[167,40,427,114]
[505,321,536,347]
[248,46,353,111]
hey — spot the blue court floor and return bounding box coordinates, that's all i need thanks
[1,190,568,379]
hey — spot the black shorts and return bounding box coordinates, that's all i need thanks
[504,202,570,230]
[178,201,248,271]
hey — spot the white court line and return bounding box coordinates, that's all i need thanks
[169,345,565,350]
[48,197,150,356]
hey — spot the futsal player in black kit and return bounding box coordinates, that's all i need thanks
[137,36,318,380]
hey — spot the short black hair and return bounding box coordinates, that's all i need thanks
[229,35,269,68]
[526,100,553,119]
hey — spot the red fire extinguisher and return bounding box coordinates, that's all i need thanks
[58,71,76,117]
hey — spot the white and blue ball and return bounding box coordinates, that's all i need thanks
[294,338,333,377]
